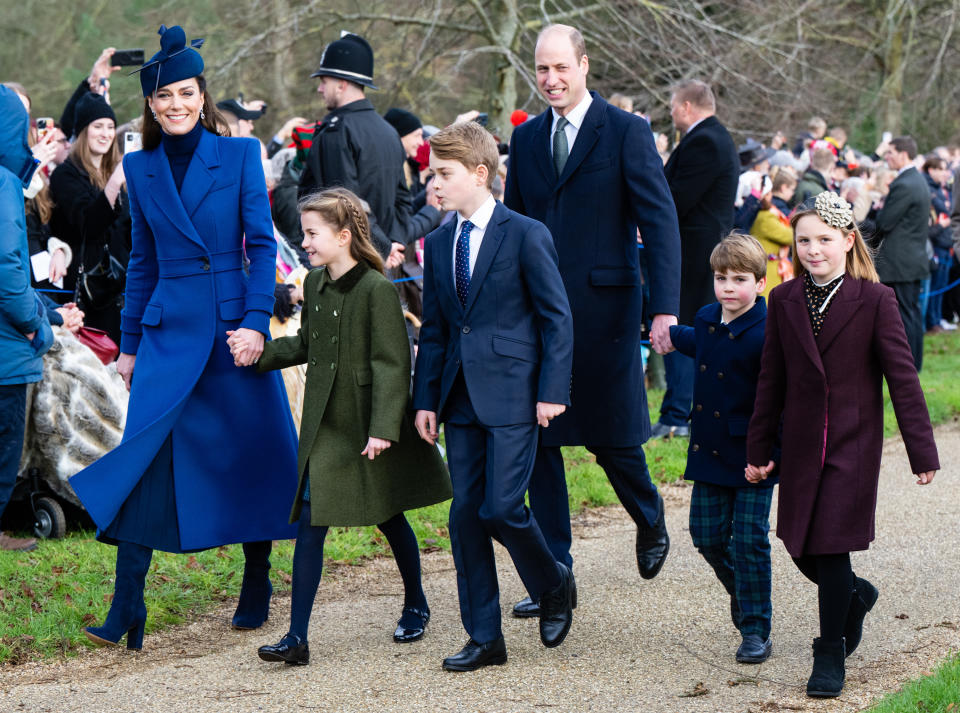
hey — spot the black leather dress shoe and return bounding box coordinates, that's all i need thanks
[442,637,508,672]
[539,563,574,648]
[512,596,540,618]
[512,573,578,618]
[635,498,669,579]
[736,634,772,663]
[393,606,430,643]
[258,634,309,665]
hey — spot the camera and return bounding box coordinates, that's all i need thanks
[36,117,55,141]
[111,49,145,67]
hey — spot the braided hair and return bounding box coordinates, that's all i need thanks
[297,188,385,274]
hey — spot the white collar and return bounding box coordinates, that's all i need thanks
[897,164,916,178]
[457,194,497,232]
[552,92,593,131]
[684,115,710,136]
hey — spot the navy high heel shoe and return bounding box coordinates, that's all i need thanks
[83,542,153,651]
[232,540,273,630]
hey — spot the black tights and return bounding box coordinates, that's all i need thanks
[289,502,427,641]
[792,553,855,642]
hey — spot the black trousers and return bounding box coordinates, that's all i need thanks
[887,280,924,371]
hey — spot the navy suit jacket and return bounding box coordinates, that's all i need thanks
[505,92,681,447]
[412,201,573,427]
[670,298,776,488]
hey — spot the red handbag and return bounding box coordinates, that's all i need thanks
[75,327,120,365]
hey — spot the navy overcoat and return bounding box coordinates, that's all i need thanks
[70,129,298,551]
[505,93,681,447]
[670,298,777,488]
[747,277,939,556]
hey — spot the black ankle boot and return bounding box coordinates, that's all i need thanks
[233,541,273,630]
[844,577,878,657]
[806,637,846,698]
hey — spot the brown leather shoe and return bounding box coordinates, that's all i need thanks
[0,532,38,551]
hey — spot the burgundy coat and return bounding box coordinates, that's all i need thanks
[747,276,939,556]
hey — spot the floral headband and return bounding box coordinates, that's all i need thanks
[814,191,854,229]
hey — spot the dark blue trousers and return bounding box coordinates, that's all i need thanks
[444,377,560,644]
[528,442,663,568]
[659,350,694,426]
[0,384,27,522]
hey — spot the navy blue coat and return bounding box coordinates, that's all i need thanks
[70,129,298,551]
[670,298,776,488]
[505,93,681,447]
[412,201,573,426]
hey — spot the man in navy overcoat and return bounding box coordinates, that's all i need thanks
[504,24,681,614]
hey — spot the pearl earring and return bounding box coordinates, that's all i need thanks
[200,109,205,120]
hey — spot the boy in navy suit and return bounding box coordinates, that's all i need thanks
[667,233,777,664]
[413,121,575,671]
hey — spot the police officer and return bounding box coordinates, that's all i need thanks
[299,33,440,262]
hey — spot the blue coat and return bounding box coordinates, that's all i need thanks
[505,93,681,446]
[670,298,776,488]
[70,129,298,551]
[412,201,573,426]
[0,86,53,385]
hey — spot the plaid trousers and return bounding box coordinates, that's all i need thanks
[689,481,774,639]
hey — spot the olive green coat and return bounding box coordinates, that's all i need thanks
[257,262,451,526]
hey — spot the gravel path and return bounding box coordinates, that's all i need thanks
[2,426,958,713]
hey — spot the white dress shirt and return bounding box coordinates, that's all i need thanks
[684,116,708,136]
[550,92,594,156]
[452,194,497,281]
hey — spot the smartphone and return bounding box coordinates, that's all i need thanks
[36,117,55,141]
[124,131,143,154]
[882,131,892,144]
[112,49,145,67]
[474,113,489,127]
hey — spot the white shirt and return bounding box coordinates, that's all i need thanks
[550,92,593,156]
[452,194,497,281]
[684,116,708,136]
[896,164,916,178]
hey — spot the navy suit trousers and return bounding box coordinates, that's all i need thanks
[529,442,663,567]
[444,376,560,644]
[659,350,695,426]
[0,384,27,522]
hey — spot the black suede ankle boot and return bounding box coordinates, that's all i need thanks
[844,577,878,657]
[807,637,846,698]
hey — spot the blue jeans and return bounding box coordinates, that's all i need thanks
[0,384,27,521]
[926,248,952,329]
[659,351,694,426]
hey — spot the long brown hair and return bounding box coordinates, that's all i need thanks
[298,188,385,274]
[141,75,228,150]
[789,207,879,283]
[68,124,122,191]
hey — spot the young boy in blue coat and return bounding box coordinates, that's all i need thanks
[667,233,777,664]
[413,121,576,672]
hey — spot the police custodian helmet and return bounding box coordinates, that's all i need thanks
[310,33,378,90]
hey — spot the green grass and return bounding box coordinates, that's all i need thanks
[868,651,960,712]
[3,332,958,665]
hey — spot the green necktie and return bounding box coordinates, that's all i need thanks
[553,116,569,177]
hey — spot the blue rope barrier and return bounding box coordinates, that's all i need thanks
[920,275,960,300]
[37,288,73,295]
[391,276,420,284]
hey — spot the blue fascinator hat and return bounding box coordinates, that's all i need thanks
[133,25,205,97]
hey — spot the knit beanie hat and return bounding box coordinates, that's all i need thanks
[384,108,421,138]
[73,93,117,137]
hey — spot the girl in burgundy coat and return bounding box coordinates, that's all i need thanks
[746,191,939,699]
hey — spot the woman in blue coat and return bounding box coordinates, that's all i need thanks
[70,25,299,650]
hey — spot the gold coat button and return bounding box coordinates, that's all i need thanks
[699,364,707,372]
[695,404,703,411]
[708,326,715,334]
[692,444,700,452]
[714,411,720,418]
[717,372,724,379]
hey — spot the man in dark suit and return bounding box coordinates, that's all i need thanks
[876,136,931,370]
[504,24,681,616]
[414,121,575,671]
[651,80,739,439]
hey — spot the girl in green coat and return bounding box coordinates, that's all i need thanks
[230,188,451,666]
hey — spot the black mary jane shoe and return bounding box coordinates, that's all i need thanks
[393,606,430,643]
[442,637,508,672]
[258,633,310,665]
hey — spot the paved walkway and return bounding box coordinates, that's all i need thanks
[2,427,958,713]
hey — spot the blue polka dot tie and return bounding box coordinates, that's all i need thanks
[455,219,473,307]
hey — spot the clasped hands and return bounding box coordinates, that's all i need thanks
[745,460,937,486]
[225,328,264,367]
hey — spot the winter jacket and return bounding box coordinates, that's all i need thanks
[0,86,53,385]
